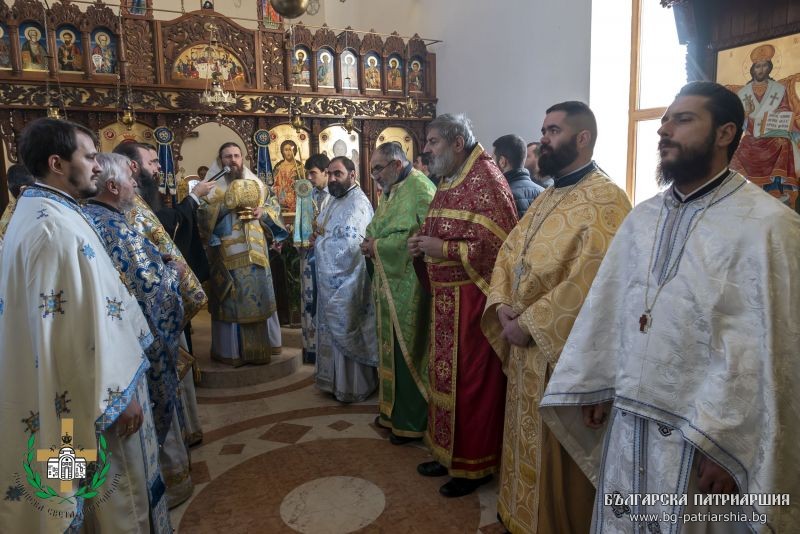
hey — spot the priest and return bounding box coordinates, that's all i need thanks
[540,82,800,532]
[0,118,170,532]
[313,156,378,402]
[363,142,435,443]
[117,142,206,504]
[482,102,631,533]
[198,142,287,366]
[408,113,518,497]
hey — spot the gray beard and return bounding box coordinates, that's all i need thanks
[430,150,457,178]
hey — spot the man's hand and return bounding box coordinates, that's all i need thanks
[497,304,518,330]
[501,318,532,347]
[415,236,446,258]
[192,180,216,198]
[360,237,376,258]
[309,233,318,247]
[116,399,143,438]
[253,206,264,219]
[407,234,423,257]
[582,401,612,429]
[697,453,739,494]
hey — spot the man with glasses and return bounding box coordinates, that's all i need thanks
[313,156,378,402]
[362,142,436,444]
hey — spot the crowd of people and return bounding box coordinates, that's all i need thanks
[0,79,797,533]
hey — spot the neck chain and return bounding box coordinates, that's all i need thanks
[639,172,731,333]
[511,176,586,294]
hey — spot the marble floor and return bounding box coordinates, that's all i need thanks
[170,320,506,534]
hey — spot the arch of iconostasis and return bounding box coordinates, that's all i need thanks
[0,0,437,213]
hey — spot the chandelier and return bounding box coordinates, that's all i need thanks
[200,24,236,111]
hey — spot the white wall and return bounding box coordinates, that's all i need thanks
[179,123,249,178]
[301,0,594,149]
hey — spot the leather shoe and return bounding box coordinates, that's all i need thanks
[389,433,421,445]
[438,475,493,498]
[417,461,448,477]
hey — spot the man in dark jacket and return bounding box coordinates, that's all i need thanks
[493,134,543,218]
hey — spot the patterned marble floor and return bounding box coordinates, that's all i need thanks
[170,329,506,533]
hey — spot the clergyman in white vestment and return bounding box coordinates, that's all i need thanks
[0,118,171,533]
[541,83,800,533]
[313,156,378,402]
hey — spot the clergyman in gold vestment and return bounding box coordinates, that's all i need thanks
[482,102,632,534]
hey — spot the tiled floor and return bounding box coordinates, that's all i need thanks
[170,324,505,533]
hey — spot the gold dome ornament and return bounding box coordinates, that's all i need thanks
[224,179,263,221]
[269,0,309,18]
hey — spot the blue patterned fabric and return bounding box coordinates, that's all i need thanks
[83,202,184,444]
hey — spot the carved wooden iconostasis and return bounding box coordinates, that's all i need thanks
[0,0,438,214]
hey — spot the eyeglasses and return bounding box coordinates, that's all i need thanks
[370,160,396,178]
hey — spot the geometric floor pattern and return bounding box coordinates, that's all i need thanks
[170,339,505,533]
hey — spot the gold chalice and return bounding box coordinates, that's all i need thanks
[224,179,262,221]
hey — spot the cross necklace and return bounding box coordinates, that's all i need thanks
[512,179,584,294]
[639,172,732,333]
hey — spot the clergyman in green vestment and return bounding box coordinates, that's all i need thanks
[362,142,436,442]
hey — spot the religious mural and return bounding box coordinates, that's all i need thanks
[0,25,11,70]
[268,124,310,214]
[172,44,245,82]
[319,125,360,167]
[90,29,117,74]
[408,58,423,93]
[57,26,83,72]
[259,0,284,29]
[317,48,334,88]
[387,55,403,92]
[340,49,358,90]
[717,32,800,211]
[376,126,414,162]
[364,53,382,91]
[126,0,148,16]
[291,47,311,87]
[19,22,48,71]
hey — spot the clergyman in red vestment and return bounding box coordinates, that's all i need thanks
[408,113,518,498]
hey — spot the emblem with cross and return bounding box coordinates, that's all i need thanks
[35,419,97,493]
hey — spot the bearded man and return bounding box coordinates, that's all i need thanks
[482,102,631,533]
[198,142,286,366]
[0,119,169,532]
[540,82,800,532]
[313,156,378,402]
[363,142,435,442]
[408,113,518,497]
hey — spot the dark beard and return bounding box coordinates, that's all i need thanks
[139,168,162,210]
[227,165,243,181]
[656,131,715,188]
[328,182,350,198]
[69,169,98,199]
[537,135,579,178]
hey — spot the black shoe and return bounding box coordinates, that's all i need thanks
[373,415,389,429]
[417,460,448,477]
[438,475,493,498]
[389,433,421,445]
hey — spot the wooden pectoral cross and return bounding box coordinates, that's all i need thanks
[639,312,651,333]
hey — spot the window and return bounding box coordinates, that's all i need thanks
[591,0,688,204]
